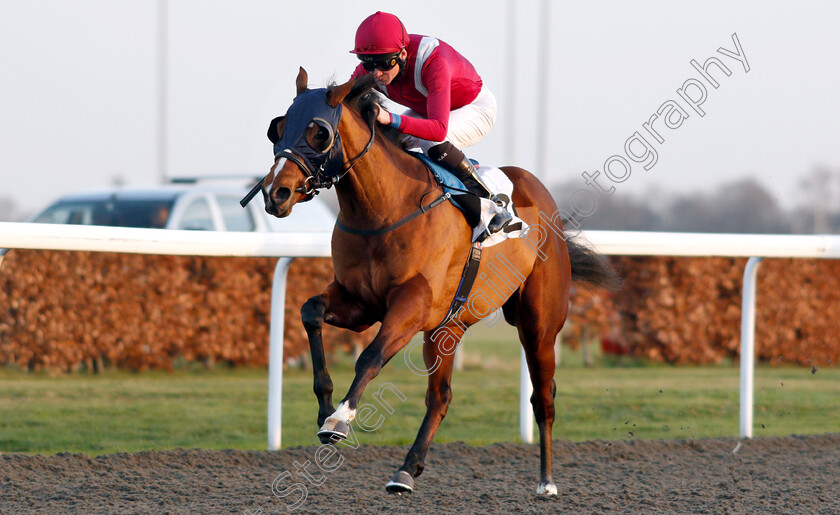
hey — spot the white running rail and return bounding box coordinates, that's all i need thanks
[518,231,840,444]
[2,222,839,448]
[0,222,330,451]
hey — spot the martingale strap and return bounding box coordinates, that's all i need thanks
[435,241,483,330]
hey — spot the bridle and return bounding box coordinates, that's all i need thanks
[240,89,377,207]
[276,117,376,202]
[240,86,450,238]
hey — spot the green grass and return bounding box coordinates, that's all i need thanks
[1,324,838,455]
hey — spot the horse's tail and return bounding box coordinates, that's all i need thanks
[566,233,622,291]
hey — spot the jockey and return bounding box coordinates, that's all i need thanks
[349,11,512,237]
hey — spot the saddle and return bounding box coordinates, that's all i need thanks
[409,152,528,329]
[410,152,525,244]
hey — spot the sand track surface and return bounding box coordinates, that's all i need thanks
[1,434,838,513]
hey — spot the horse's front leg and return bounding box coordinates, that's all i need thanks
[301,281,374,431]
[385,326,462,494]
[318,276,432,442]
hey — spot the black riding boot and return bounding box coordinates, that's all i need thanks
[428,142,513,236]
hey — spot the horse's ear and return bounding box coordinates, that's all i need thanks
[326,79,356,107]
[267,116,285,144]
[360,93,378,126]
[295,67,308,97]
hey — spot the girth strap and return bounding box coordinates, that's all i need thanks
[435,241,483,330]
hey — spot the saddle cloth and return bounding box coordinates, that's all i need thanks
[412,153,529,248]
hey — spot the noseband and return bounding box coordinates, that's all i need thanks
[275,128,375,202]
[239,89,376,207]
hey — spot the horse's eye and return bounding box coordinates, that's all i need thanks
[306,121,332,152]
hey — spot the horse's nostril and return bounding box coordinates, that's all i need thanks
[273,187,292,204]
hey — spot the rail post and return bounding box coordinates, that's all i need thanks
[267,257,294,450]
[739,256,763,439]
[520,347,534,443]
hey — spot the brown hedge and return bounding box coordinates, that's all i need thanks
[0,251,374,372]
[1,252,837,371]
[566,257,840,367]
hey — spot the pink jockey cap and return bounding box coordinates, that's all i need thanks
[350,11,410,55]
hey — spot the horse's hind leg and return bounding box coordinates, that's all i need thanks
[386,326,462,494]
[508,271,570,496]
[301,280,373,435]
[521,330,560,496]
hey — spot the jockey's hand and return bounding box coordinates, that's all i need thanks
[374,103,392,125]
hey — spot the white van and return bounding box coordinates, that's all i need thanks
[28,178,336,234]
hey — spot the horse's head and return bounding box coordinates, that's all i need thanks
[261,68,358,218]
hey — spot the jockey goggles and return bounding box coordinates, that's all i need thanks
[273,89,344,181]
[360,52,401,72]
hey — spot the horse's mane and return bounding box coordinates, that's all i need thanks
[328,75,402,147]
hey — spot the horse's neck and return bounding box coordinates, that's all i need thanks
[335,118,430,228]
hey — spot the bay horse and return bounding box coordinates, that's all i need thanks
[259,68,618,496]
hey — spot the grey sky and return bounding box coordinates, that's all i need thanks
[1,0,838,214]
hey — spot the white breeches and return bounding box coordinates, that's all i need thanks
[400,85,497,153]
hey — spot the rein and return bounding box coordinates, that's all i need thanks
[335,191,451,236]
[239,95,377,208]
[287,115,378,199]
[242,86,449,237]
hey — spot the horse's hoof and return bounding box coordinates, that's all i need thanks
[317,418,349,444]
[385,470,414,494]
[536,481,558,496]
